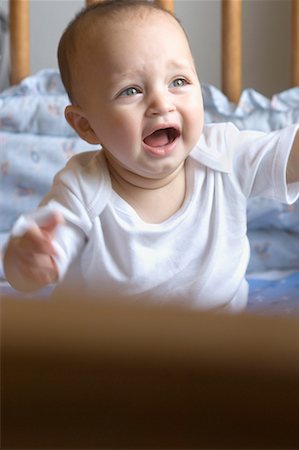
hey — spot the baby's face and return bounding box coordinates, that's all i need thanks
[73,10,204,182]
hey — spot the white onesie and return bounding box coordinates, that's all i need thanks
[12,123,299,311]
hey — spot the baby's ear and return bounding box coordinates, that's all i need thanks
[65,105,100,145]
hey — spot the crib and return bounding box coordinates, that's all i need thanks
[1,1,299,447]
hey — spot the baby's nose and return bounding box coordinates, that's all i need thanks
[146,92,176,116]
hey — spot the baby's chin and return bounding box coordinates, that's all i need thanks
[103,147,186,184]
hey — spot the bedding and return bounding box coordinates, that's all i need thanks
[0,69,298,313]
[247,270,299,315]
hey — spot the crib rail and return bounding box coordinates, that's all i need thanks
[222,0,242,103]
[292,0,299,87]
[9,0,30,88]
[8,0,299,101]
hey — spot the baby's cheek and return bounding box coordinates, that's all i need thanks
[187,116,203,150]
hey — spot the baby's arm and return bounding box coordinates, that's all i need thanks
[3,212,64,292]
[287,129,299,184]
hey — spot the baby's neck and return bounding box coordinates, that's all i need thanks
[107,161,187,224]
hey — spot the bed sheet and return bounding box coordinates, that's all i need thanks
[247,270,299,315]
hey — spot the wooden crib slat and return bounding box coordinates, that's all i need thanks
[9,0,30,86]
[221,0,242,103]
[155,0,174,13]
[292,0,299,87]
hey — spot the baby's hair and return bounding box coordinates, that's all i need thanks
[58,0,185,102]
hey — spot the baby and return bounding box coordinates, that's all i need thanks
[4,0,299,311]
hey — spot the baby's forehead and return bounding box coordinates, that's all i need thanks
[78,5,183,42]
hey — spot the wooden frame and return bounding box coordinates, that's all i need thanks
[8,0,299,101]
[2,298,299,448]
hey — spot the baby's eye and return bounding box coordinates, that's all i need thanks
[170,78,188,88]
[120,87,141,97]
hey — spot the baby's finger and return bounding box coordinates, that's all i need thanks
[16,253,58,285]
[39,212,65,239]
[17,227,57,257]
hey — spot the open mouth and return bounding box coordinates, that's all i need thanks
[143,127,180,148]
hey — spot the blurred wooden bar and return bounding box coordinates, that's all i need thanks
[2,297,299,449]
[9,0,30,85]
[222,0,242,102]
[292,0,299,86]
[156,0,174,13]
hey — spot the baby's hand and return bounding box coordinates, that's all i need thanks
[4,212,64,292]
